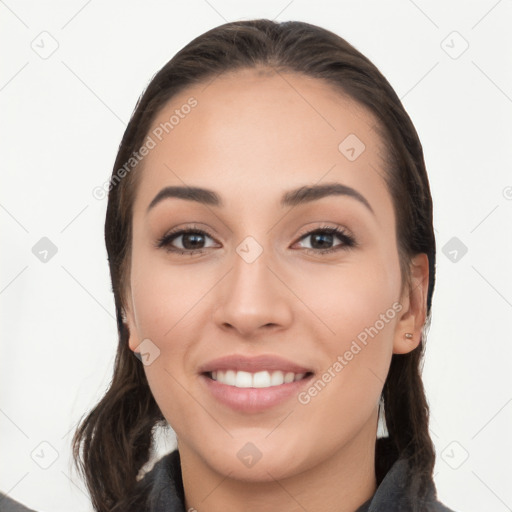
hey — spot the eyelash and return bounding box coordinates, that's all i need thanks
[155,224,357,256]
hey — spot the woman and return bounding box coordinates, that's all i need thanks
[73,19,458,512]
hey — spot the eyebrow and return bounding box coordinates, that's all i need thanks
[146,182,374,215]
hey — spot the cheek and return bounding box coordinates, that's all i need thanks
[130,252,202,340]
[129,254,209,424]
[295,267,398,446]
[299,253,400,341]
[299,254,400,408]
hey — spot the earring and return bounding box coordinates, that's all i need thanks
[404,332,413,339]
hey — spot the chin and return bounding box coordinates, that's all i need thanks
[194,436,310,482]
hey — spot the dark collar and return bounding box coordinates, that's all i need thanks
[141,442,456,512]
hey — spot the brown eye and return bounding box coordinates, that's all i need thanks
[156,228,218,255]
[294,226,356,255]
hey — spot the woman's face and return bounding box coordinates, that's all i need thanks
[124,68,428,480]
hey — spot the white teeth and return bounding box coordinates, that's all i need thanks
[270,371,285,386]
[284,372,295,384]
[209,370,309,388]
[253,371,271,388]
[224,369,236,386]
[235,371,253,388]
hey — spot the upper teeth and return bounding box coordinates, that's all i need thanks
[211,370,306,388]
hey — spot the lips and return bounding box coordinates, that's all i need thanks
[198,354,313,374]
[198,354,315,412]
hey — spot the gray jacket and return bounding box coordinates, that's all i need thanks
[0,440,459,512]
[0,493,36,512]
[135,444,458,512]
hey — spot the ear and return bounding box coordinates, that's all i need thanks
[122,291,141,353]
[393,253,429,355]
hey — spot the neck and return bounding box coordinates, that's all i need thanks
[179,413,378,512]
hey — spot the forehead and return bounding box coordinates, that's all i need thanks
[132,68,393,222]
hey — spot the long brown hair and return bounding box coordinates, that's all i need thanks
[73,19,437,511]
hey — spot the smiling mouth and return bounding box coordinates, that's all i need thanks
[204,370,314,388]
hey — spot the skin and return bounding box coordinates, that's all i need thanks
[123,67,429,512]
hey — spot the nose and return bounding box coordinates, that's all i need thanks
[212,243,293,338]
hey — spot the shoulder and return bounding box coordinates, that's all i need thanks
[365,442,462,512]
[0,493,37,512]
[425,497,459,512]
[121,450,186,512]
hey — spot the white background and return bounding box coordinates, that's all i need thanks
[1,1,511,511]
